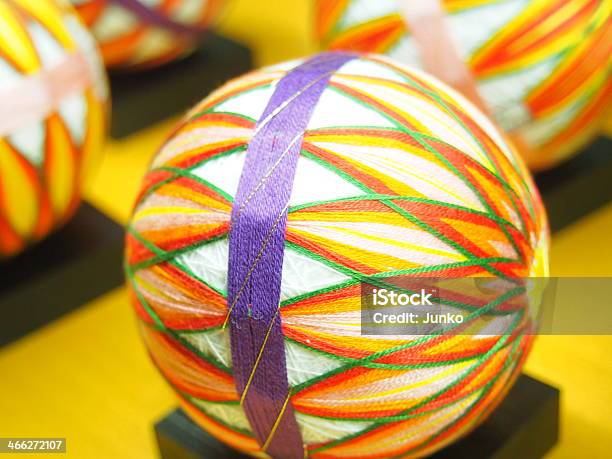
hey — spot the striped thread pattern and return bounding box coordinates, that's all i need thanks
[72,0,224,70]
[0,0,107,257]
[126,54,549,458]
[315,0,612,170]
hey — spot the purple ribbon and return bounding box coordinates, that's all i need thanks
[227,52,357,458]
[112,0,207,37]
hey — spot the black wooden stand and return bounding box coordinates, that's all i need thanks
[536,136,612,232]
[155,374,559,459]
[0,203,124,347]
[110,32,253,138]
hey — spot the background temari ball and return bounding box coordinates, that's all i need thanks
[315,0,612,171]
[126,52,549,458]
[71,0,224,70]
[0,0,107,258]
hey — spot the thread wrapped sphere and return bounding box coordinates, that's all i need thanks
[71,0,224,70]
[126,54,549,457]
[315,0,612,170]
[0,0,107,258]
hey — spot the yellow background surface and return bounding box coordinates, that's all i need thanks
[1,1,611,458]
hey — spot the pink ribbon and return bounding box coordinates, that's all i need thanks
[399,0,489,114]
[399,1,537,163]
[0,51,95,137]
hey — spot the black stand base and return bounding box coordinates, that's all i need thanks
[536,136,612,233]
[155,374,559,459]
[430,375,559,459]
[110,32,253,139]
[0,203,124,347]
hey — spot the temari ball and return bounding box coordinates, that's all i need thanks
[0,0,107,258]
[71,0,224,70]
[315,0,612,170]
[125,52,550,458]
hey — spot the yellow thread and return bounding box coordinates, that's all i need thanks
[223,203,289,329]
[262,389,293,452]
[240,307,281,405]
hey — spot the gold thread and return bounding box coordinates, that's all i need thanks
[262,389,293,452]
[240,307,281,405]
[222,203,289,329]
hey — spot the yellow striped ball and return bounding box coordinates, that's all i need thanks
[0,0,107,258]
[315,0,611,170]
[71,0,225,70]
